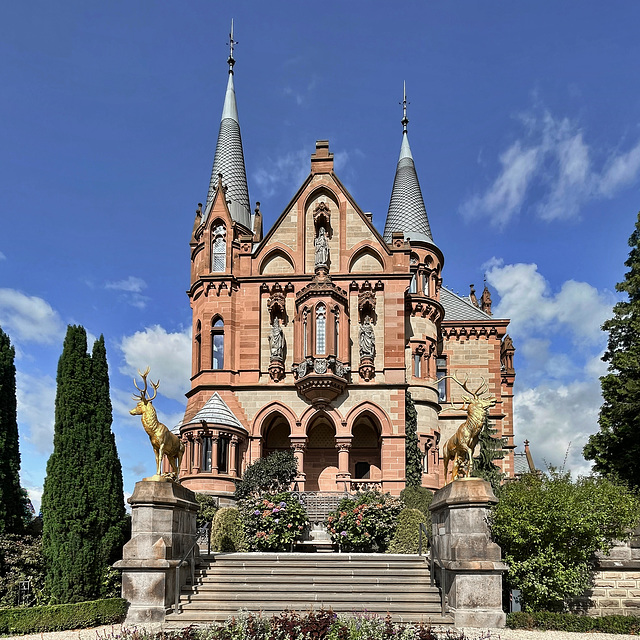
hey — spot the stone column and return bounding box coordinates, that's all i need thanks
[429,478,507,628]
[192,432,202,474]
[229,435,239,477]
[291,440,307,491]
[335,440,352,491]
[211,433,219,474]
[114,480,199,624]
[179,436,189,476]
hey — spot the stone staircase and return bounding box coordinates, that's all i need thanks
[165,552,453,626]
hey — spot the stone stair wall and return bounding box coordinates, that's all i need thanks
[165,552,452,626]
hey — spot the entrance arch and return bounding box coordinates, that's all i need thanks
[304,415,338,491]
[350,412,382,482]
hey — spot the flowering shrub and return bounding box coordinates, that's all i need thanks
[326,491,404,552]
[239,491,308,551]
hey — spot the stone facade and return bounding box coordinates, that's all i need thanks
[173,56,516,502]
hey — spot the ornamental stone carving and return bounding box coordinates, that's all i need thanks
[314,227,329,268]
[358,316,375,360]
[269,317,285,361]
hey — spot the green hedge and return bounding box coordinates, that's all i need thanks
[0,598,128,636]
[387,508,426,554]
[507,611,640,634]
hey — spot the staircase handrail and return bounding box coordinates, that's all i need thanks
[174,521,210,614]
[418,521,447,616]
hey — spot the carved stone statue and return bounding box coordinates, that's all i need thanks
[130,367,185,481]
[315,226,329,267]
[269,317,285,360]
[359,315,376,359]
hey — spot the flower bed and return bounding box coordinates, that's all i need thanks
[238,491,309,551]
[326,491,404,552]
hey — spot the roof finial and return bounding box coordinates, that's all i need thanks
[401,81,409,134]
[227,19,236,74]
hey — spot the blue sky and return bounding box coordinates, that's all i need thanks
[2,2,639,511]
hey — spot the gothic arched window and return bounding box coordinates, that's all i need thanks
[316,304,326,355]
[211,317,224,369]
[212,224,227,272]
[195,320,202,372]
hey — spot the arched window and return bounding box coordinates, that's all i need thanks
[333,307,339,355]
[316,304,326,354]
[211,317,224,369]
[211,224,226,272]
[409,272,417,294]
[195,320,202,372]
[303,308,309,356]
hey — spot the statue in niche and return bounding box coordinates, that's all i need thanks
[359,315,376,359]
[315,226,329,267]
[269,317,285,361]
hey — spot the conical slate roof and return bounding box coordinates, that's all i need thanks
[383,88,435,246]
[383,131,435,245]
[184,392,246,432]
[204,53,251,230]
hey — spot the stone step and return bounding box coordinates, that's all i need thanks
[165,610,453,626]
[194,567,431,579]
[188,575,433,586]
[179,590,441,603]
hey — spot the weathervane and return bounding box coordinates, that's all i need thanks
[227,19,237,73]
[401,81,409,133]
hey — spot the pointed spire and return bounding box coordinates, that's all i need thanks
[382,84,435,246]
[204,20,251,230]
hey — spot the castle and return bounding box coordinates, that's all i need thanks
[175,39,516,503]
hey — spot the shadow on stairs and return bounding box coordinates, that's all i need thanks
[165,552,453,628]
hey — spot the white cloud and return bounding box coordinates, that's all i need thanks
[254,147,309,199]
[515,380,599,477]
[25,485,43,515]
[105,277,149,309]
[0,289,65,344]
[119,325,191,402]
[462,107,640,226]
[17,372,57,454]
[106,276,147,293]
[0,251,6,261]
[599,141,640,196]
[486,261,613,346]
[462,142,540,227]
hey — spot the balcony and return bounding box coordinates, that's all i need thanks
[291,356,350,403]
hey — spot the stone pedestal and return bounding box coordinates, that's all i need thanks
[114,480,199,623]
[429,478,507,628]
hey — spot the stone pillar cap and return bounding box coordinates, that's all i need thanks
[430,478,498,512]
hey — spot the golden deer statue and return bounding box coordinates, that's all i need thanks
[441,372,496,483]
[130,367,185,481]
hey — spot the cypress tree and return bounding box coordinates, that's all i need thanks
[42,326,126,603]
[584,212,640,490]
[405,390,423,488]
[0,326,29,534]
[90,336,127,570]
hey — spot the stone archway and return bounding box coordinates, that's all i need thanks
[304,415,338,491]
[262,412,292,457]
[350,413,382,483]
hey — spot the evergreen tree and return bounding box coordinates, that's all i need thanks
[472,414,506,494]
[0,326,29,534]
[89,336,127,570]
[584,212,640,490]
[42,327,126,603]
[405,390,423,488]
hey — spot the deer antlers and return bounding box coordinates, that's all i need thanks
[132,366,160,401]
[439,371,489,412]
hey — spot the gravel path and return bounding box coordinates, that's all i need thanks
[2,624,639,640]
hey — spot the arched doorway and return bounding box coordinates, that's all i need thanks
[262,413,291,457]
[305,415,338,491]
[350,413,382,483]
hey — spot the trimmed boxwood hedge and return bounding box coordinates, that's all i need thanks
[0,597,128,636]
[507,611,640,634]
